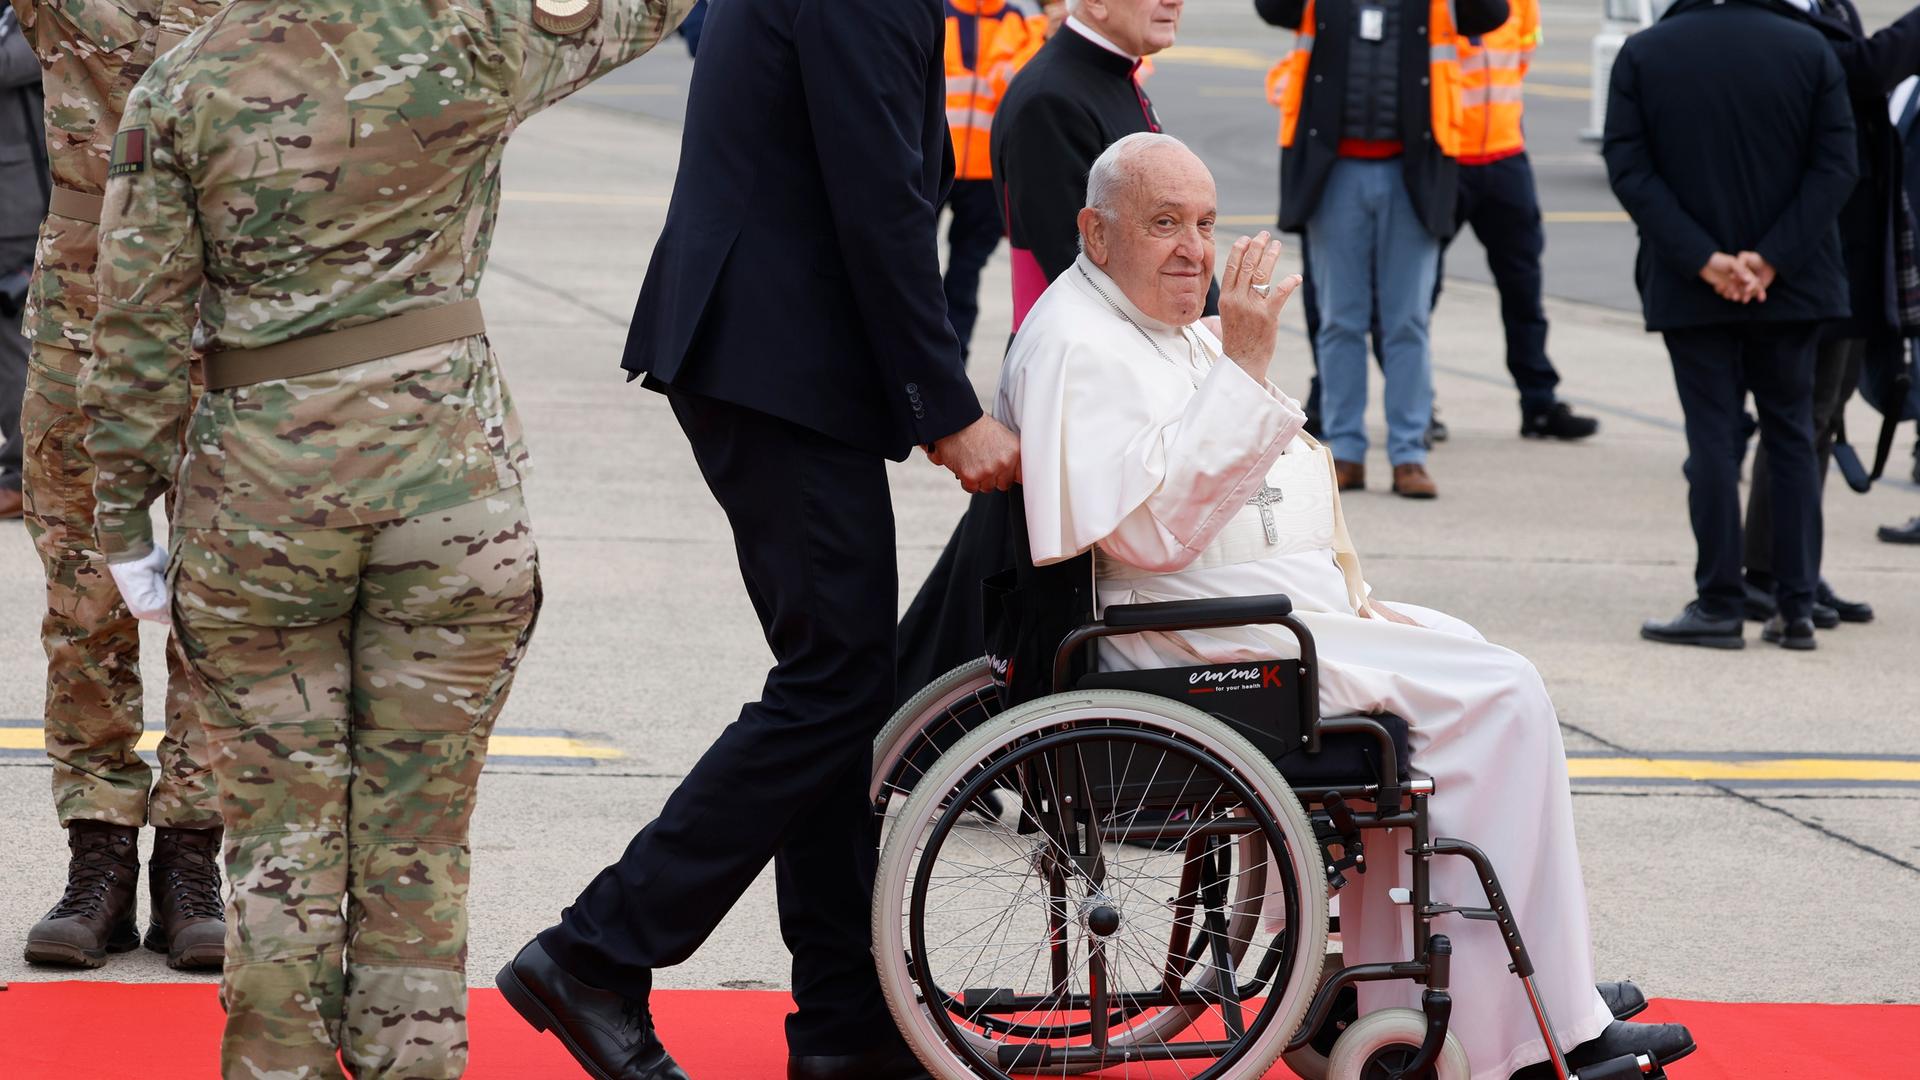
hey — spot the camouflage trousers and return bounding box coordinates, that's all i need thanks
[172,488,540,1080]
[19,345,218,830]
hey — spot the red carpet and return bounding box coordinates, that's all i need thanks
[0,982,1911,1078]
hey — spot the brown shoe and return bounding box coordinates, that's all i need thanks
[1392,463,1438,499]
[0,486,22,519]
[24,821,141,968]
[146,826,226,970]
[1334,460,1365,491]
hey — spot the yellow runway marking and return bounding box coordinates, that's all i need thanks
[503,191,668,207]
[1569,757,1920,784]
[1156,45,1275,71]
[1525,82,1593,101]
[0,729,623,760]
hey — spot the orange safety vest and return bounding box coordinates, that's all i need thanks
[1264,0,1466,158]
[946,0,1047,181]
[1453,0,1538,162]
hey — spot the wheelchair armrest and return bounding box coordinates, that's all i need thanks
[1100,593,1294,630]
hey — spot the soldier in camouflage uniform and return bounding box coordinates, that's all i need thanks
[10,0,228,973]
[82,0,690,1074]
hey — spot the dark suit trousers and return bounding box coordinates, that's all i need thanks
[942,179,1005,365]
[1452,153,1561,411]
[1663,323,1821,622]
[540,387,897,1055]
[1742,335,1862,585]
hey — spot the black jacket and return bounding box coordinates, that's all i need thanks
[2,9,48,268]
[619,0,981,460]
[1603,0,1857,331]
[989,28,1216,316]
[1256,0,1510,239]
[1789,0,1920,337]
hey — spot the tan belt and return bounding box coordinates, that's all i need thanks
[202,300,487,391]
[49,187,105,224]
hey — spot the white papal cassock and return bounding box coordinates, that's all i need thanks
[997,256,1616,1079]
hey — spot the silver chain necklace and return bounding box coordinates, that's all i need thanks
[1077,264,1208,388]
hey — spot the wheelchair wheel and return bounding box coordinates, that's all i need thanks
[875,690,1327,1079]
[871,658,1000,812]
[1325,1008,1469,1080]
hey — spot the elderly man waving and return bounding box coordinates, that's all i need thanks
[996,131,1695,1080]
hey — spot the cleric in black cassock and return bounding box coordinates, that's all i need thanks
[897,0,1218,695]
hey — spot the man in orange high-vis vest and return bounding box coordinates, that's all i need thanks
[1444,0,1600,440]
[1258,0,1508,500]
[942,0,1053,361]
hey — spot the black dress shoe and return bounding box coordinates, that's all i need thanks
[1521,401,1599,441]
[1510,1019,1697,1079]
[1597,979,1647,1021]
[496,940,687,1080]
[1741,579,1777,622]
[1761,615,1816,651]
[789,1041,930,1080]
[1816,579,1873,624]
[1640,602,1743,649]
[1881,515,1920,544]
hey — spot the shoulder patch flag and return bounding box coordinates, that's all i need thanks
[533,0,601,35]
[109,128,148,177]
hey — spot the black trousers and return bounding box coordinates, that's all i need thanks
[942,179,1005,364]
[1743,335,1862,585]
[1448,153,1560,411]
[1663,323,1821,621]
[541,387,899,1055]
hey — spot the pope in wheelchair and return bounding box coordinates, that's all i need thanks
[869,134,1696,1080]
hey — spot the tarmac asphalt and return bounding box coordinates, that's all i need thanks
[1,79,1917,1012]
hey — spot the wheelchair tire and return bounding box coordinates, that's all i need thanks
[1325,1007,1469,1080]
[874,689,1328,1080]
[871,657,998,809]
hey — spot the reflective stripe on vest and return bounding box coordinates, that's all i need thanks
[1459,84,1524,107]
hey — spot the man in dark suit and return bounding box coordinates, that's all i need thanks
[1606,0,1857,651]
[496,0,1019,1077]
[1740,0,1920,629]
[0,5,46,521]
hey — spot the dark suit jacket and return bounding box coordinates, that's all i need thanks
[1603,0,1857,331]
[2,10,48,268]
[1790,0,1920,337]
[619,0,982,460]
[1256,0,1510,239]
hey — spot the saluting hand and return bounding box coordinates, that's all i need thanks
[928,415,1021,494]
[1217,231,1301,386]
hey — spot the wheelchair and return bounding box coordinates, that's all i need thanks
[869,504,1673,1080]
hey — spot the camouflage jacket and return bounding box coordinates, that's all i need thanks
[9,0,225,371]
[80,0,691,560]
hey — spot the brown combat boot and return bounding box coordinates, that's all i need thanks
[146,826,227,970]
[24,820,141,968]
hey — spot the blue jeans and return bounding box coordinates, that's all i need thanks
[1309,158,1440,466]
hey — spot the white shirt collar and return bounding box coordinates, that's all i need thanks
[1066,15,1138,61]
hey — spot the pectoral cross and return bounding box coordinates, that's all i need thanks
[1247,485,1284,545]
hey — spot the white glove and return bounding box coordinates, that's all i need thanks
[108,544,172,624]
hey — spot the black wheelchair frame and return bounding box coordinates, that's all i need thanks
[982,589,1655,1080]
